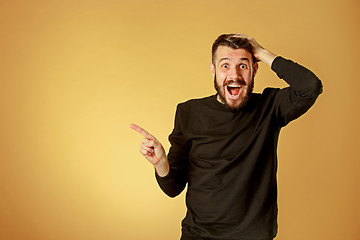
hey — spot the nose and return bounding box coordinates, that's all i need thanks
[228,65,242,80]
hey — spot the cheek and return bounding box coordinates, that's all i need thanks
[214,75,224,90]
[216,71,227,84]
[243,70,253,83]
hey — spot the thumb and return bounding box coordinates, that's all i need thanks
[145,138,160,148]
[146,138,165,157]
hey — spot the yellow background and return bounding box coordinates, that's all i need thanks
[1,0,359,239]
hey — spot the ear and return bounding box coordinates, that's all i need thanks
[253,62,259,77]
[210,63,215,78]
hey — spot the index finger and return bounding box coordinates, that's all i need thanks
[130,123,154,139]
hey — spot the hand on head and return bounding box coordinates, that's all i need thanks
[230,34,276,65]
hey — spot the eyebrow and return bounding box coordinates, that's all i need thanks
[218,57,250,63]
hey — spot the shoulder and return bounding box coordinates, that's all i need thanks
[249,88,280,104]
[178,95,215,109]
[241,88,283,113]
[173,95,216,119]
[261,87,281,96]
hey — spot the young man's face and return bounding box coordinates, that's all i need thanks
[211,46,258,111]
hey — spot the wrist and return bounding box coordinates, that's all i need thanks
[154,157,170,177]
[256,48,277,66]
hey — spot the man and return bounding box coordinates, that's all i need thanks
[130,34,323,240]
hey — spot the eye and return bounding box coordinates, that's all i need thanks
[221,63,229,69]
[239,64,247,69]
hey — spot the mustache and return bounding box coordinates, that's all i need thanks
[223,79,247,87]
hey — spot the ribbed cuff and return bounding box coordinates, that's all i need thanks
[155,168,175,184]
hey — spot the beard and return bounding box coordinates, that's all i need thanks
[214,75,254,111]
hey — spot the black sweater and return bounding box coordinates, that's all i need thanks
[156,57,323,240]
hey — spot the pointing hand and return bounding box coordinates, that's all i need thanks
[130,124,169,176]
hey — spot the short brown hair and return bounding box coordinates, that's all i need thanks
[212,34,254,63]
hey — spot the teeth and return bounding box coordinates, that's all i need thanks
[228,84,241,88]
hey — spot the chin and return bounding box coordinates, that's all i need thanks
[226,97,247,111]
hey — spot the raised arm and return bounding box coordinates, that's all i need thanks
[234,34,323,125]
[238,33,323,97]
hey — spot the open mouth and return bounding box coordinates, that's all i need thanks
[226,84,242,98]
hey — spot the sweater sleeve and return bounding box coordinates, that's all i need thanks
[155,104,189,198]
[271,56,323,126]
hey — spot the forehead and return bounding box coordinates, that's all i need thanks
[214,46,253,63]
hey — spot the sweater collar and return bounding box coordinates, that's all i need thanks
[210,94,256,113]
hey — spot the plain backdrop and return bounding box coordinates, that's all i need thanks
[1,0,359,239]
